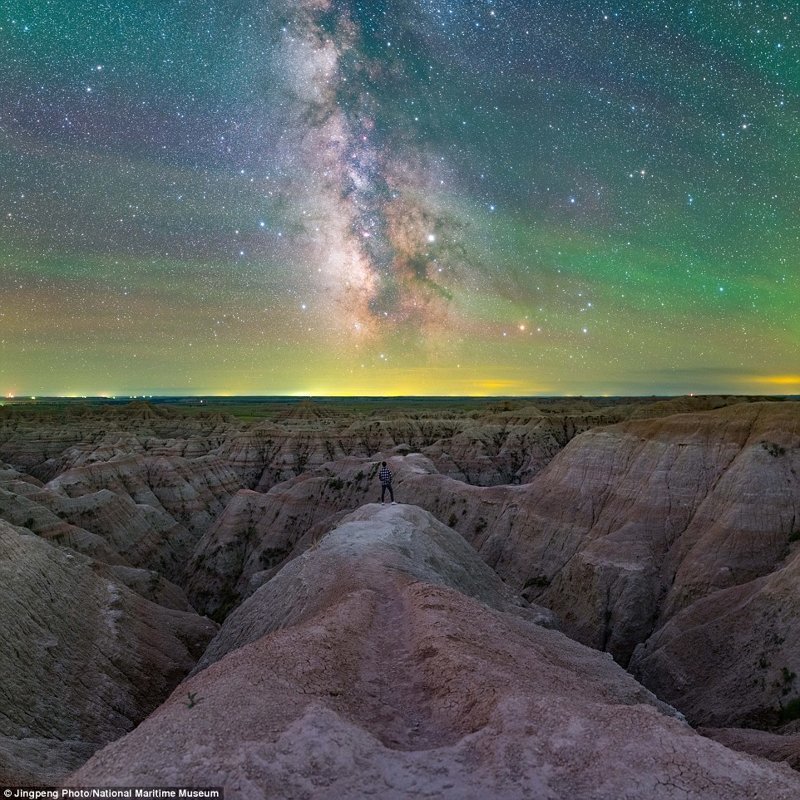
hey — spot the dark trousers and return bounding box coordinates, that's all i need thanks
[381,483,394,502]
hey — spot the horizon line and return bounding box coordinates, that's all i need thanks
[3,393,799,401]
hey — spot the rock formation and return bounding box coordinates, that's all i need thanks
[193,503,556,671]
[69,504,800,799]
[0,520,217,785]
[2,395,799,788]
[182,400,800,735]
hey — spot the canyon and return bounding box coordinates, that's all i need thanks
[1,395,799,797]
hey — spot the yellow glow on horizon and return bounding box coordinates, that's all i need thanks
[282,372,545,397]
[752,374,800,388]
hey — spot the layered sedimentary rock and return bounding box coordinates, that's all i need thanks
[451,401,800,733]
[473,402,799,658]
[0,454,238,582]
[4,395,800,783]
[0,521,217,785]
[4,396,745,492]
[0,484,126,566]
[629,550,800,727]
[700,727,800,771]
[185,457,395,617]
[193,503,555,671]
[46,455,240,558]
[69,505,800,799]
[0,402,232,482]
[184,453,503,618]
[183,400,800,734]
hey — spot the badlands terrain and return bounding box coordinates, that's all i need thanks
[2,394,800,797]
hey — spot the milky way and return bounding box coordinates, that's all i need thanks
[1,1,798,395]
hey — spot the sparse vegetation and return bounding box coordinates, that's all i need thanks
[781,667,797,695]
[7,393,800,759]
[778,696,800,723]
[147,571,161,594]
[761,441,786,457]
[259,543,293,569]
[211,587,241,623]
[524,575,551,590]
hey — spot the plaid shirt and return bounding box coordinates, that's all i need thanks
[378,467,392,485]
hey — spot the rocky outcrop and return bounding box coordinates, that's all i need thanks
[48,455,240,538]
[700,727,800,771]
[183,401,800,735]
[0,484,127,566]
[0,403,232,481]
[184,454,506,619]
[0,396,758,494]
[184,458,384,619]
[0,458,217,581]
[193,503,555,671]
[629,548,800,728]
[69,504,800,799]
[474,402,800,663]
[424,401,800,736]
[5,395,800,784]
[0,520,218,784]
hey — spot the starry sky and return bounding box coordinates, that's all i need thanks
[1,0,799,396]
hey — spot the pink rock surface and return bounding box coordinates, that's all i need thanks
[700,727,800,770]
[4,397,800,784]
[69,505,800,799]
[193,503,554,671]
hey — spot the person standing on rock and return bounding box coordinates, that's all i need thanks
[378,461,396,504]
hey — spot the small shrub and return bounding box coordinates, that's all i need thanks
[761,441,786,457]
[211,588,240,623]
[327,477,344,491]
[259,543,293,568]
[778,696,800,723]
[524,575,551,590]
[789,530,800,543]
[185,691,201,709]
[447,512,458,528]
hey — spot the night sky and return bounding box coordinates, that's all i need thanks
[2,1,798,396]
